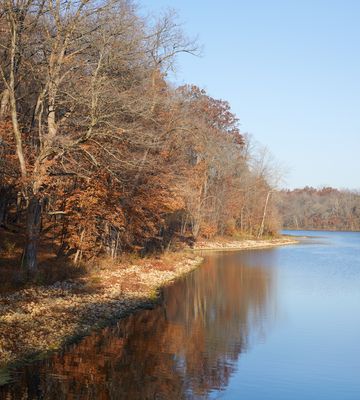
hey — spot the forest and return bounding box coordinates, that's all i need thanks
[277,187,360,231]
[0,0,280,278]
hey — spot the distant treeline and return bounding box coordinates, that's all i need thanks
[0,0,279,275]
[277,187,360,231]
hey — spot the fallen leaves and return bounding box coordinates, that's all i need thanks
[0,254,203,367]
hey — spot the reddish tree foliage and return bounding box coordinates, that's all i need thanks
[277,187,360,231]
[0,0,279,276]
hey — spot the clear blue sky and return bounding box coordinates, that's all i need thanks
[142,0,360,189]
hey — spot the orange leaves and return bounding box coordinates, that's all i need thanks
[199,223,217,239]
[59,175,126,257]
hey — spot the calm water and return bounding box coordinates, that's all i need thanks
[1,231,360,399]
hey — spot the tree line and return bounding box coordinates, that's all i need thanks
[0,0,279,275]
[277,187,360,231]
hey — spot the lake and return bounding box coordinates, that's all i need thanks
[1,231,360,399]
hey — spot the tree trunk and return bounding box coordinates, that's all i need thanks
[0,89,10,120]
[7,20,27,179]
[74,228,85,266]
[257,191,271,238]
[0,188,7,226]
[22,196,42,273]
[240,206,244,232]
[180,213,188,235]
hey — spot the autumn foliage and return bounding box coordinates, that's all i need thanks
[0,0,279,274]
[277,187,360,231]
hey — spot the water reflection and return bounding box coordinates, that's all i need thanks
[1,252,276,399]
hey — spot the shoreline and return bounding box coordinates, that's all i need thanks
[0,236,298,377]
[193,236,298,251]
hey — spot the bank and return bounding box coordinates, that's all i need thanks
[0,236,297,378]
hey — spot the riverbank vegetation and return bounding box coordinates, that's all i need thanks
[277,187,360,231]
[0,0,281,284]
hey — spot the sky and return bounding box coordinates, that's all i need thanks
[141,0,360,190]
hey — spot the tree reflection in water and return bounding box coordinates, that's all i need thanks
[1,251,276,399]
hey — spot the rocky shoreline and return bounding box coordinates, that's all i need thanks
[0,237,298,372]
[194,236,298,251]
